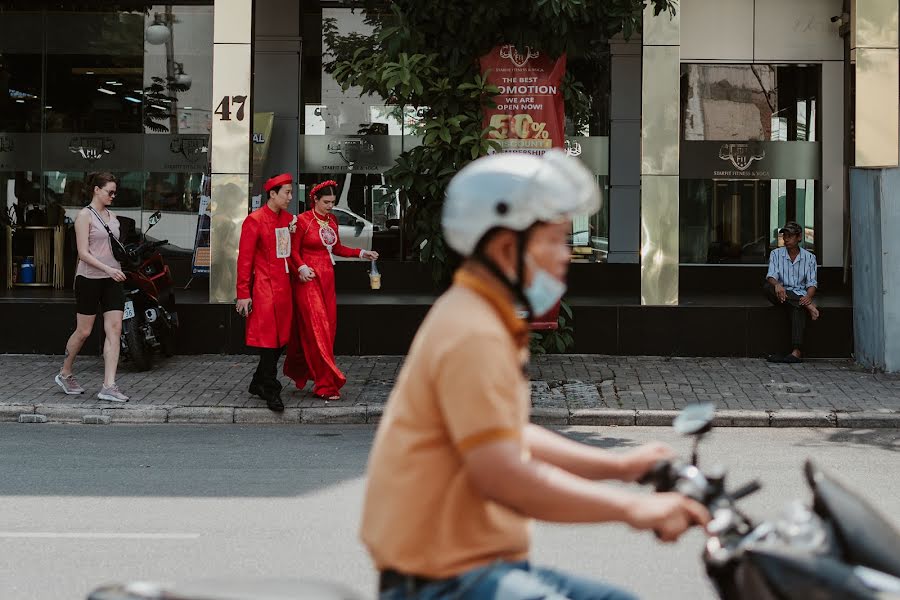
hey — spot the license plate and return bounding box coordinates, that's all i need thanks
[123,300,135,320]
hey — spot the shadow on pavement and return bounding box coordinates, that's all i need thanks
[0,424,371,498]
[560,429,641,449]
[794,428,900,453]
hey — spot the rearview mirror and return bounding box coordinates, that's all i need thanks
[148,211,161,226]
[673,403,715,467]
[673,403,715,436]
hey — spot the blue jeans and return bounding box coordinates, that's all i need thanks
[379,561,637,600]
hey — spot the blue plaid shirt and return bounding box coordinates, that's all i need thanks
[767,247,818,297]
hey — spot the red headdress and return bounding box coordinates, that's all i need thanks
[309,180,338,201]
[264,173,293,193]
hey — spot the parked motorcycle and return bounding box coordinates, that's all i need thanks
[120,211,179,371]
[641,403,900,600]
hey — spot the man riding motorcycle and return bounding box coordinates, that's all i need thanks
[360,150,710,599]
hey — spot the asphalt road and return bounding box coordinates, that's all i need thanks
[0,425,897,600]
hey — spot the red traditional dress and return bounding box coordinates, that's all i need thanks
[236,205,299,348]
[283,209,364,397]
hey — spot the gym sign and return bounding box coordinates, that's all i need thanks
[681,141,821,180]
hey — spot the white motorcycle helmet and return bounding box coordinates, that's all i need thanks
[442,149,601,258]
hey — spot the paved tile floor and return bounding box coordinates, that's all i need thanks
[2,354,899,415]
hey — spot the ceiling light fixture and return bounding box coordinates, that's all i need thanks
[97,87,116,95]
[124,96,142,103]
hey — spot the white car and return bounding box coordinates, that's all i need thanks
[331,206,374,260]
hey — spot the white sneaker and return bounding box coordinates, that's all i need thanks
[55,373,85,395]
[98,384,129,403]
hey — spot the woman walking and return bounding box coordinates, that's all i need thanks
[284,180,378,400]
[55,172,129,402]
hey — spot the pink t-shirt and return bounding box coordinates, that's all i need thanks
[76,207,122,279]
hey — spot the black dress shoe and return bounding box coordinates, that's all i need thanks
[249,381,264,397]
[266,392,285,412]
[766,354,786,363]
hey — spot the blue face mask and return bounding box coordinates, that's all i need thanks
[523,259,567,317]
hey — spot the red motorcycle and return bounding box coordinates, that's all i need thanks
[119,211,179,371]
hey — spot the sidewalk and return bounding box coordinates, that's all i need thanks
[2,355,899,427]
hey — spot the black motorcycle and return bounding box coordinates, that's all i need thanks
[641,403,900,600]
[119,211,179,371]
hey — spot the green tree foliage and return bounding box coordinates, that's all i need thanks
[325,0,676,349]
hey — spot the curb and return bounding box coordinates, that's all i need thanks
[2,405,899,427]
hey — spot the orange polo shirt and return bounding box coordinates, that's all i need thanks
[360,268,531,579]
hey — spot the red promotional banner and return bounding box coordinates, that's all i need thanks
[480,44,566,155]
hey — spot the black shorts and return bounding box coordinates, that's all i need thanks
[74,276,125,315]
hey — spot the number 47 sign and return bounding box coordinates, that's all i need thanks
[214,95,248,121]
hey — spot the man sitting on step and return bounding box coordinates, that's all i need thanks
[764,221,819,364]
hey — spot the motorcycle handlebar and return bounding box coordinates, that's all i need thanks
[638,460,674,489]
[728,480,762,502]
[129,240,168,254]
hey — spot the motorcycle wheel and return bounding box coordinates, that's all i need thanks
[125,320,153,371]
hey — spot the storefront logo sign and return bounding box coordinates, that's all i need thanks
[169,136,208,163]
[499,44,540,68]
[327,138,375,171]
[564,139,582,157]
[718,143,765,171]
[68,136,115,162]
[0,136,14,153]
[682,140,819,180]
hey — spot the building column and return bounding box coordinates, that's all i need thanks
[607,36,641,264]
[850,168,900,372]
[851,0,898,168]
[849,0,900,371]
[209,0,254,303]
[253,0,302,212]
[640,6,680,305]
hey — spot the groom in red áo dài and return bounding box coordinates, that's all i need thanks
[235,173,301,412]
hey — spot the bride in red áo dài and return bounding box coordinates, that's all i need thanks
[283,180,379,401]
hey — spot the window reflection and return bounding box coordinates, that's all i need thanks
[45,11,144,134]
[144,172,203,213]
[681,64,818,144]
[0,12,42,133]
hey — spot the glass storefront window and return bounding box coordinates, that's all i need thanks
[45,12,144,134]
[299,5,420,262]
[0,12,42,134]
[679,64,821,265]
[306,4,612,263]
[564,48,610,263]
[0,3,213,265]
